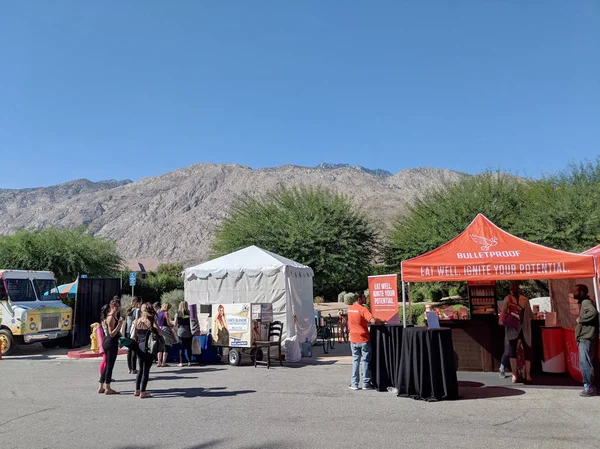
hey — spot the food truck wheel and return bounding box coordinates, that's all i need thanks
[0,329,15,356]
[228,349,242,366]
[250,348,264,363]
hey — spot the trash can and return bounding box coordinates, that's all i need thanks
[541,326,566,374]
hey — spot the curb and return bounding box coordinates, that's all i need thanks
[68,349,127,359]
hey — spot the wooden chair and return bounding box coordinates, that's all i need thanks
[254,321,283,369]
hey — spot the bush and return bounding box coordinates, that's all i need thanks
[429,286,444,301]
[411,289,425,303]
[412,304,427,326]
[448,287,459,297]
[338,291,347,303]
[344,292,358,305]
[120,294,133,311]
[397,303,427,326]
[314,296,324,304]
[160,289,184,318]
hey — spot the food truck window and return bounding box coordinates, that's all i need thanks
[6,279,37,302]
[33,279,60,301]
[0,281,7,301]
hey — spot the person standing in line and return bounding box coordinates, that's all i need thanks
[99,297,123,395]
[174,301,193,367]
[501,282,533,384]
[574,284,599,397]
[347,292,385,390]
[126,297,141,374]
[132,302,162,399]
[97,304,109,391]
[157,303,176,367]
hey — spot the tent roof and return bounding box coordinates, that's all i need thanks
[401,214,595,282]
[185,245,313,280]
[583,245,600,257]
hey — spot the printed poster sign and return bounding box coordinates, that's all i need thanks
[212,303,252,348]
[368,274,400,324]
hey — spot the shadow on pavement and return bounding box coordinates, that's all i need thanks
[150,387,256,398]
[459,382,526,400]
[112,375,197,383]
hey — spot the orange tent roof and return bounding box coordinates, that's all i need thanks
[401,214,596,282]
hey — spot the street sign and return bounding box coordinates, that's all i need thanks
[129,272,137,286]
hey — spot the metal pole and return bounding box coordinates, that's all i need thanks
[592,260,600,319]
[401,280,407,328]
[131,285,134,298]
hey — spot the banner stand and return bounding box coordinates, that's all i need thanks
[401,281,407,328]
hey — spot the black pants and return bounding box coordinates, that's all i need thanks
[99,336,118,384]
[179,337,193,364]
[127,346,137,371]
[136,352,153,392]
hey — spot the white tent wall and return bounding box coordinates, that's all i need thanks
[285,268,317,344]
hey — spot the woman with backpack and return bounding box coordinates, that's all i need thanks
[157,303,177,367]
[502,282,533,384]
[174,301,193,367]
[132,302,162,398]
[126,297,141,374]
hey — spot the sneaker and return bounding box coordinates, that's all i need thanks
[499,369,506,379]
[349,385,360,390]
[580,385,593,397]
[362,384,375,390]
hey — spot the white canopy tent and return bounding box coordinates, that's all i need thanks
[184,246,317,344]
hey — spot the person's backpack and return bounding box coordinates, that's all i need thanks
[144,327,160,355]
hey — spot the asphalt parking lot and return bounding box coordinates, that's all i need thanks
[1,345,599,449]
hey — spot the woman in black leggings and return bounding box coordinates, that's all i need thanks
[133,302,162,399]
[99,297,122,395]
[174,301,193,367]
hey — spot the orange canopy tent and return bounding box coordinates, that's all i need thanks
[399,214,599,326]
[582,244,600,278]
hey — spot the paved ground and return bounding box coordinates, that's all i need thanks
[1,344,599,449]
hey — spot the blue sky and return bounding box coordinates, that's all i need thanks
[1,1,598,188]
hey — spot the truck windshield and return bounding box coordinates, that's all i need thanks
[6,279,38,302]
[34,279,60,301]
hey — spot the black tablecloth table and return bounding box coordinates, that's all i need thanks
[397,327,458,401]
[370,325,404,392]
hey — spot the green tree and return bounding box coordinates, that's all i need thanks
[0,227,122,284]
[157,263,184,277]
[521,159,600,252]
[385,171,528,268]
[211,186,379,298]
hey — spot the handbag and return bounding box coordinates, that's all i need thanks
[130,320,138,341]
[503,300,522,329]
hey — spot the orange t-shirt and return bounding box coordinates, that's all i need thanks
[348,303,373,343]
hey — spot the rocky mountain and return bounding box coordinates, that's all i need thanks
[0,164,464,266]
[316,163,393,178]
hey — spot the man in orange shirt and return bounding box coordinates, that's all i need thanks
[348,292,385,390]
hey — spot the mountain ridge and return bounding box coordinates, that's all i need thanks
[0,163,465,265]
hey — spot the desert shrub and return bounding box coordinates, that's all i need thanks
[411,288,426,303]
[429,285,444,301]
[160,289,184,317]
[338,291,347,303]
[344,292,358,305]
[314,296,324,304]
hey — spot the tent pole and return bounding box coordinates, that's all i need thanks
[401,280,407,328]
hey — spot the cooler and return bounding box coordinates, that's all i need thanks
[540,326,566,373]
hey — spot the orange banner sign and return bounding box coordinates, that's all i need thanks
[368,274,400,325]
